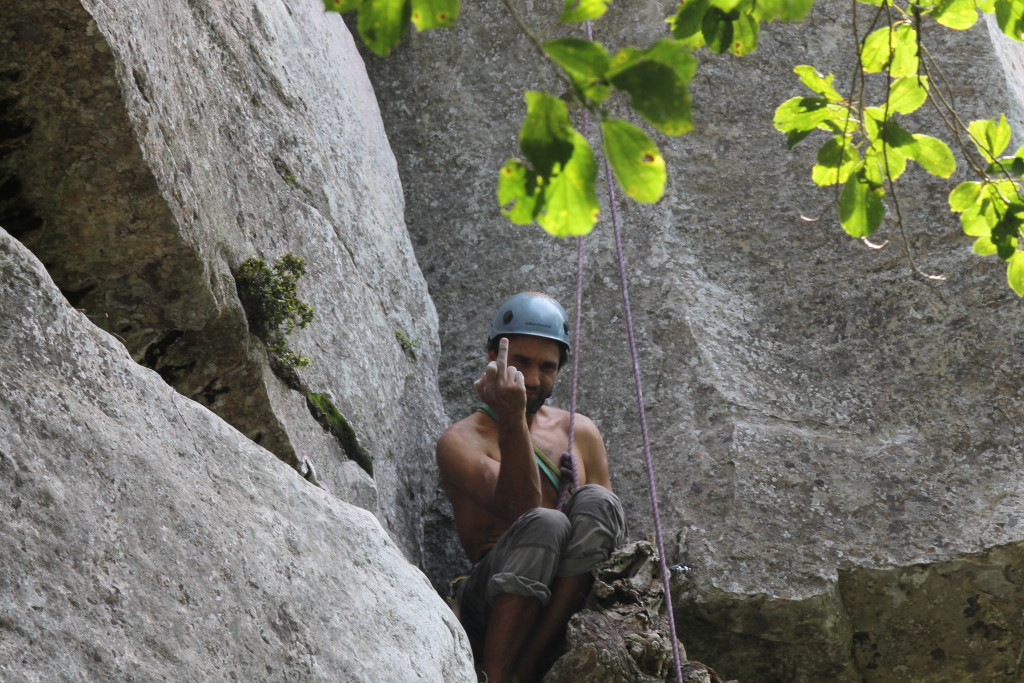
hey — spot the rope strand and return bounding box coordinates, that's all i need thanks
[601,136,685,683]
[558,21,682,682]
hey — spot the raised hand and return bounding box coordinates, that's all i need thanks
[482,337,527,420]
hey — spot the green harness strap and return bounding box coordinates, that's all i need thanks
[475,404,562,494]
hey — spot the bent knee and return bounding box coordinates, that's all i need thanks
[568,484,622,517]
[512,507,577,548]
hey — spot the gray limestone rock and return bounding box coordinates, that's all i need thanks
[0,0,446,563]
[544,541,732,683]
[0,227,475,682]
[361,1,1024,678]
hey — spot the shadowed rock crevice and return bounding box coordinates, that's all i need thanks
[0,0,295,467]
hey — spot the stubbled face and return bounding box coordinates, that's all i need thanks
[490,335,561,414]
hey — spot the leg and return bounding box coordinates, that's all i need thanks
[513,573,593,682]
[482,593,542,683]
[459,508,572,681]
[517,486,627,681]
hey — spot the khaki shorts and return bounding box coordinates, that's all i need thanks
[457,484,626,635]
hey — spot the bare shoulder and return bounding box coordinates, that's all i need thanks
[569,412,612,489]
[436,413,491,462]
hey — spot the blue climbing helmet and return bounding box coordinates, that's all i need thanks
[488,292,571,352]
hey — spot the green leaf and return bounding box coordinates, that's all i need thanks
[888,76,928,115]
[890,25,919,77]
[519,92,574,178]
[545,38,612,102]
[774,96,833,132]
[985,155,1024,177]
[608,41,696,136]
[878,118,918,149]
[973,235,999,255]
[995,0,1024,41]
[961,198,998,236]
[907,134,955,177]
[968,115,1013,161]
[701,7,761,55]
[357,0,412,56]
[545,38,611,78]
[324,0,362,11]
[1008,251,1024,296]
[671,0,712,48]
[794,65,843,102]
[410,0,459,30]
[561,0,611,23]
[839,171,886,237]
[860,25,918,76]
[787,129,814,149]
[949,181,983,212]
[602,119,667,203]
[865,139,907,184]
[860,26,893,73]
[538,130,600,237]
[729,10,761,56]
[498,159,541,224]
[811,136,860,186]
[755,0,815,21]
[991,203,1023,258]
[931,0,980,29]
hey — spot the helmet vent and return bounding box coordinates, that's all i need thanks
[503,310,514,324]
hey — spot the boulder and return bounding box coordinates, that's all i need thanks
[361,1,1024,678]
[0,227,475,681]
[0,0,445,561]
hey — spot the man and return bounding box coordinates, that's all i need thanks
[437,292,626,683]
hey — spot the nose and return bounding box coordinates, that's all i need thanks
[521,367,539,388]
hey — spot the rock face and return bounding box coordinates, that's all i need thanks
[362,1,1024,679]
[0,229,476,681]
[545,541,730,683]
[0,0,445,562]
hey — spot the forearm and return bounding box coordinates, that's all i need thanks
[493,417,542,520]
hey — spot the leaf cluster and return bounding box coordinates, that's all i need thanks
[772,0,1024,293]
[323,0,459,56]
[949,116,1024,294]
[499,13,703,236]
[670,0,816,56]
[235,253,316,376]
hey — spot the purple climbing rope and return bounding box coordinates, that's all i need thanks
[555,19,684,682]
[556,235,585,511]
[601,136,686,683]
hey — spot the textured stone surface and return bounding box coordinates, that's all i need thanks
[362,1,1024,678]
[0,0,446,562]
[545,541,733,683]
[0,228,475,682]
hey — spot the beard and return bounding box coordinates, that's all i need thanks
[526,389,552,415]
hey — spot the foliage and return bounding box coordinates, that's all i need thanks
[235,253,316,378]
[323,0,459,55]
[306,392,374,476]
[772,0,1024,293]
[395,329,417,352]
[324,0,1024,294]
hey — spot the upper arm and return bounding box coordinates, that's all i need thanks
[436,426,500,514]
[573,415,612,490]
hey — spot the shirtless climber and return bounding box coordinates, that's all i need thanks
[437,292,626,682]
